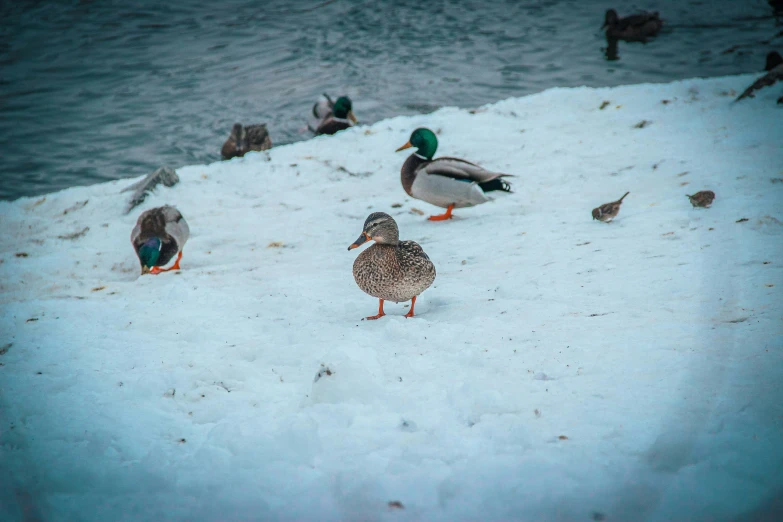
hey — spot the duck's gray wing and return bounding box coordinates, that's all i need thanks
[422,157,513,183]
[161,206,190,250]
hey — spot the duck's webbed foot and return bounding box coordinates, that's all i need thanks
[364,299,386,320]
[428,204,455,221]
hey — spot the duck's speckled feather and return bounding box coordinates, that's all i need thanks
[353,241,436,303]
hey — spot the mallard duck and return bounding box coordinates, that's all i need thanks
[736,52,783,102]
[221,123,272,159]
[131,205,190,275]
[602,9,662,42]
[687,190,715,208]
[592,192,629,222]
[348,212,436,320]
[308,94,357,135]
[395,128,513,221]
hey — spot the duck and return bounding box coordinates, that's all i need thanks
[131,205,190,275]
[735,52,783,102]
[348,212,436,320]
[592,192,629,222]
[602,9,663,42]
[308,94,357,135]
[221,123,272,159]
[395,128,513,221]
[687,190,715,208]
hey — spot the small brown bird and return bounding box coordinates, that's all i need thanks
[687,190,715,208]
[592,192,629,222]
[221,123,272,159]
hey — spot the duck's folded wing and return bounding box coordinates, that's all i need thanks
[423,157,512,183]
[162,206,190,247]
[736,66,783,101]
[245,124,271,149]
[620,12,659,29]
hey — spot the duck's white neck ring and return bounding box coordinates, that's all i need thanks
[413,153,427,160]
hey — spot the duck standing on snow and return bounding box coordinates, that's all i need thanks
[687,190,715,208]
[735,52,783,102]
[308,94,357,135]
[221,123,272,159]
[395,128,513,221]
[592,192,629,222]
[602,9,663,42]
[348,212,436,320]
[131,205,190,275]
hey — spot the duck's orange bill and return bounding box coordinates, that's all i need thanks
[348,232,371,250]
[395,141,413,152]
[348,111,358,123]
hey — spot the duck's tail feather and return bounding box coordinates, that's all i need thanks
[479,178,513,193]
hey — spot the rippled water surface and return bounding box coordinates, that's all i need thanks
[1,0,781,200]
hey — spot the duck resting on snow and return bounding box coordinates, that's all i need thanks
[131,205,190,275]
[735,51,783,102]
[395,128,513,221]
[348,212,436,320]
[602,9,663,42]
[221,123,272,159]
[308,94,357,135]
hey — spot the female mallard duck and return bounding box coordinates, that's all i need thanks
[221,123,272,159]
[348,212,436,320]
[395,128,513,221]
[736,52,783,102]
[131,205,190,275]
[602,9,662,42]
[308,94,357,135]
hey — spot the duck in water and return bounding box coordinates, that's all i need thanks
[308,94,357,135]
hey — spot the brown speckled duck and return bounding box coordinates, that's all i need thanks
[348,212,436,320]
[592,192,629,222]
[396,128,513,221]
[221,123,272,159]
[687,190,715,208]
[602,9,663,42]
[308,94,357,136]
[131,205,190,275]
[736,52,783,102]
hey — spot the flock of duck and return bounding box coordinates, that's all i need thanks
[131,7,779,320]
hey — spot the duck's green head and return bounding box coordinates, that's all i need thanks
[138,237,162,274]
[333,96,357,123]
[396,128,438,160]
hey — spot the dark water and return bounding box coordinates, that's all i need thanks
[1,0,781,200]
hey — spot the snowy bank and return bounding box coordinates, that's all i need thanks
[1,75,782,522]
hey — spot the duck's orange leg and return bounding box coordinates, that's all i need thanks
[428,204,454,221]
[364,299,386,320]
[150,251,183,275]
[404,296,417,318]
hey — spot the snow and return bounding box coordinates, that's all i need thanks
[1,75,782,522]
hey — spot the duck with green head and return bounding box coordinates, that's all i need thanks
[395,128,513,221]
[131,205,190,275]
[308,93,358,135]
